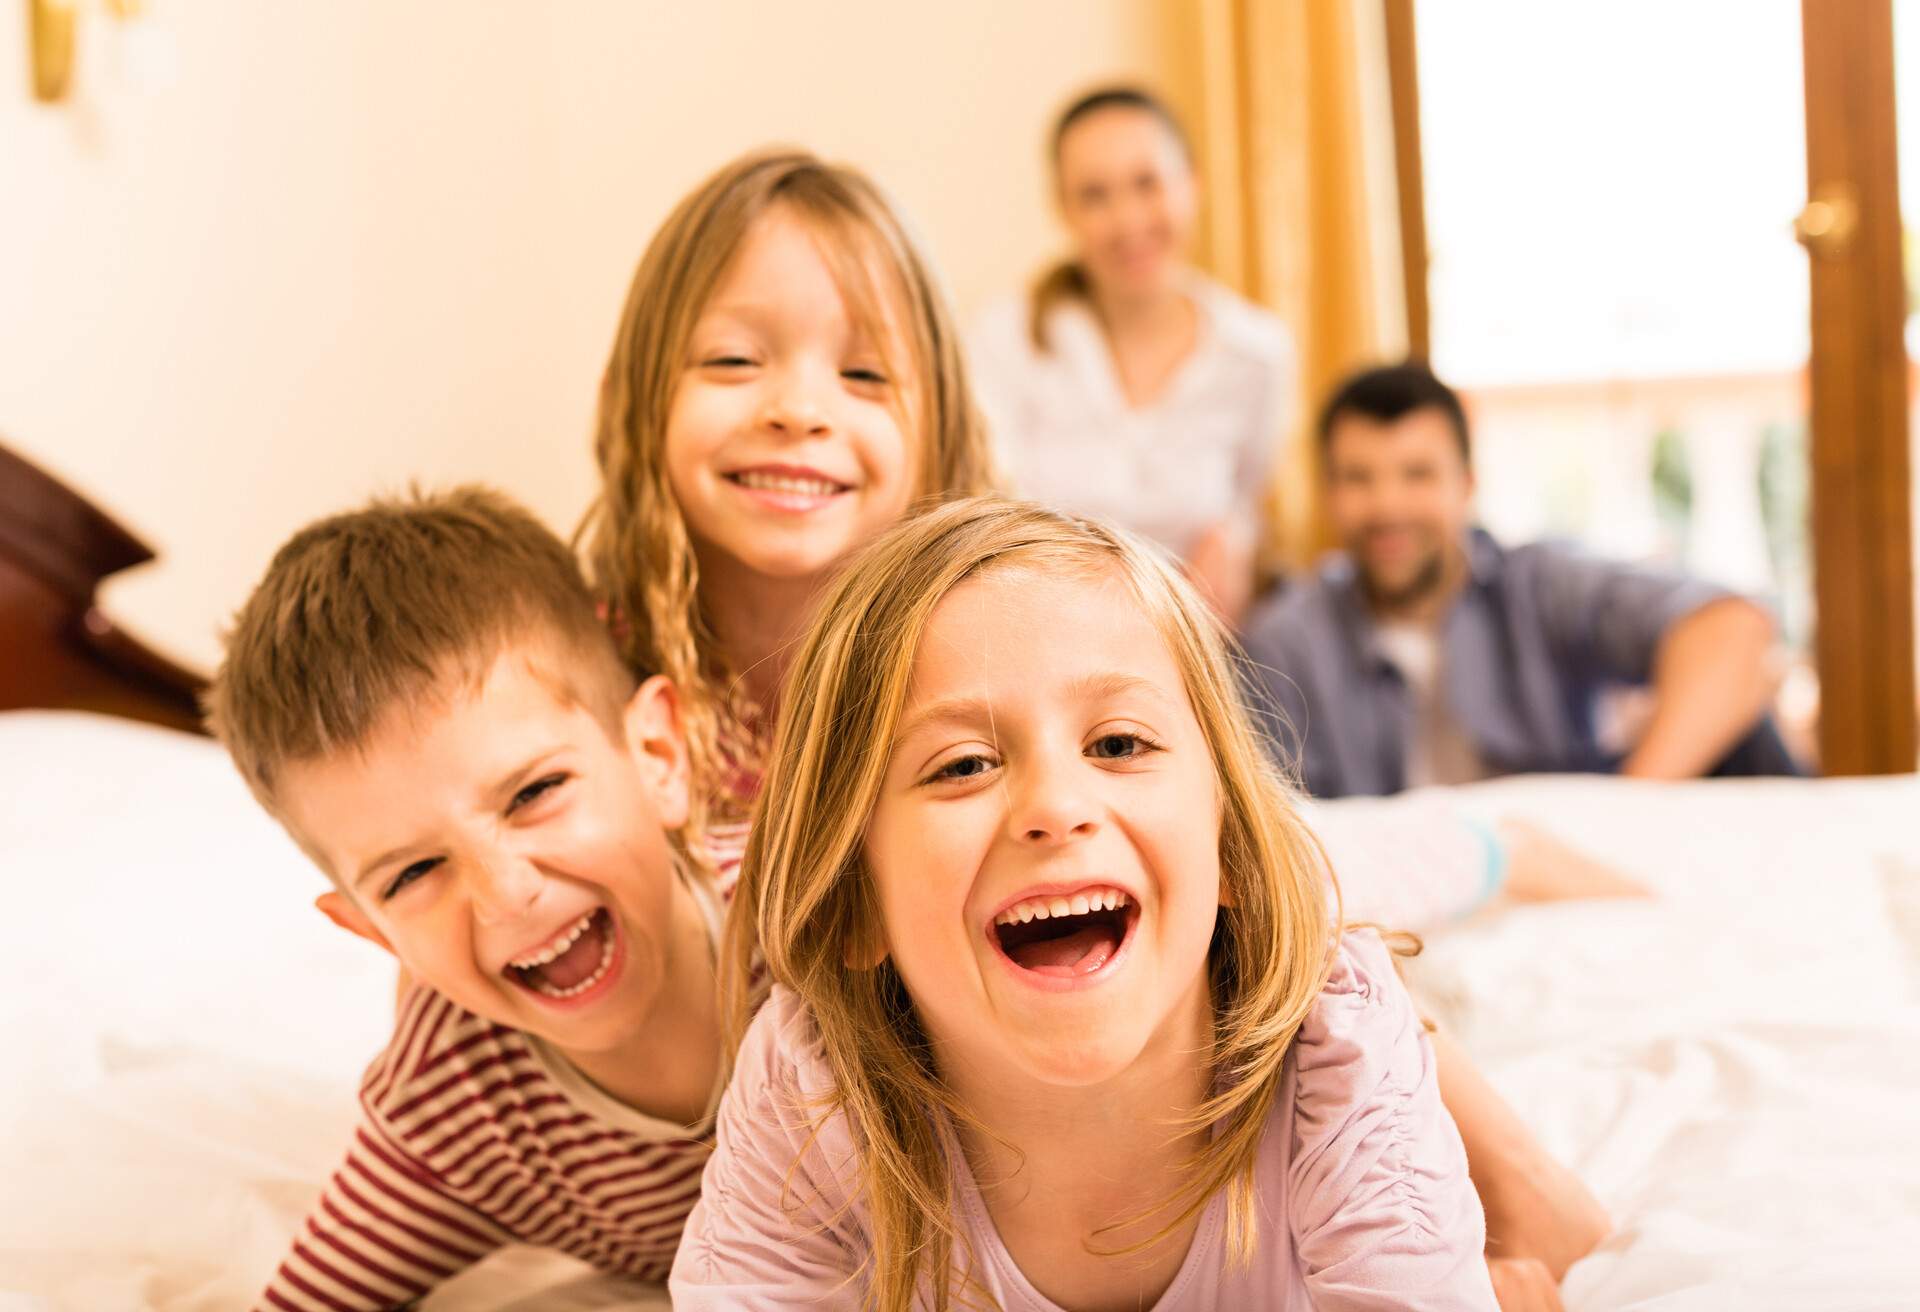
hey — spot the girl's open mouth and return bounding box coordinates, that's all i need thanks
[503,906,623,1006]
[989,888,1138,983]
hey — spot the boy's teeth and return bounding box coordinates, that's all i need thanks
[735,470,840,496]
[994,887,1130,926]
[508,910,597,970]
[527,929,617,1000]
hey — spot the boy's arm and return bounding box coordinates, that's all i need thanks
[670,995,866,1309]
[1289,932,1499,1310]
[256,1120,507,1312]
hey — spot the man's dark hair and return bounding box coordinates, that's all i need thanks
[1316,360,1471,463]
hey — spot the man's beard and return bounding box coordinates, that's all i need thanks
[1361,546,1448,612]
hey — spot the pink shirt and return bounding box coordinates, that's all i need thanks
[671,930,1496,1310]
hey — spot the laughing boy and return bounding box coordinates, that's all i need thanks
[209,489,731,1310]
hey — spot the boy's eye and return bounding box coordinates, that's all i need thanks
[384,857,443,901]
[1088,732,1157,761]
[509,774,568,814]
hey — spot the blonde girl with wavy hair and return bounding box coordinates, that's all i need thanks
[672,497,1496,1310]
[578,148,995,854]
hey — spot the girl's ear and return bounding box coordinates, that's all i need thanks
[843,929,889,971]
[842,877,891,970]
[624,675,691,828]
[316,891,395,955]
[1215,799,1236,907]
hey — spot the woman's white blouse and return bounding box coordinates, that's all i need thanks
[968,275,1294,556]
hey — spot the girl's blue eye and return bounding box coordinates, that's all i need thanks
[1089,733,1152,760]
[930,754,993,783]
[384,857,442,901]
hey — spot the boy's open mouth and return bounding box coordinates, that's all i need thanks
[990,888,1137,979]
[504,907,618,1001]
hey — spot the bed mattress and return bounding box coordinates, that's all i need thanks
[3,711,1915,1310]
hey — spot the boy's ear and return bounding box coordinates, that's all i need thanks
[316,891,395,955]
[624,675,691,828]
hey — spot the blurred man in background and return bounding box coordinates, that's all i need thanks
[1245,360,1800,799]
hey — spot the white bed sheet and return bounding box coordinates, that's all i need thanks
[1389,774,1920,1312]
[2,710,1916,1309]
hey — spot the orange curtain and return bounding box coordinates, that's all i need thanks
[1193,0,1409,570]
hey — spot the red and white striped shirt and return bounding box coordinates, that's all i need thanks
[259,823,747,1311]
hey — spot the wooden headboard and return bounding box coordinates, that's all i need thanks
[0,441,209,734]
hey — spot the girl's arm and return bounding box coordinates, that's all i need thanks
[1306,797,1507,931]
[1308,801,1648,931]
[1430,1024,1612,1281]
[1288,931,1499,1310]
[670,990,866,1309]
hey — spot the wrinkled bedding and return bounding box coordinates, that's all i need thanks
[3,711,1915,1310]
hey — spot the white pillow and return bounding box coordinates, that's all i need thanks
[0,710,393,1087]
[0,711,406,1307]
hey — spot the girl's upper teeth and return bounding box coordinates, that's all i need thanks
[994,887,1130,926]
[736,470,840,496]
[509,910,596,969]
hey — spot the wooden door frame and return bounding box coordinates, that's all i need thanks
[1801,0,1918,774]
[1385,0,1918,775]
[1382,0,1429,361]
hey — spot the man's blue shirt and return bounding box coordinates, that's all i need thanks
[1242,528,1797,798]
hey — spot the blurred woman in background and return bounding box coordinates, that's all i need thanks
[969,86,1292,623]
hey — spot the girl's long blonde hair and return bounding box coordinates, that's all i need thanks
[578,148,996,850]
[728,497,1337,1310]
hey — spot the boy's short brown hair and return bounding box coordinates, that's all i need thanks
[208,486,635,812]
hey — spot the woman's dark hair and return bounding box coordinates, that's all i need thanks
[1050,85,1192,164]
[1316,360,1472,463]
[1029,85,1193,351]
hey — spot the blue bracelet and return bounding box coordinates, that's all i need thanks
[1462,817,1509,910]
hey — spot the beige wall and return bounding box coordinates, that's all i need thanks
[1,1,1199,670]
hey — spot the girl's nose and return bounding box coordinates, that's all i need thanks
[760,371,832,439]
[1006,755,1100,845]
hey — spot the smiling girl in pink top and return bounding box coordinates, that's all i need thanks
[672,498,1497,1310]
[575,149,1605,1304]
